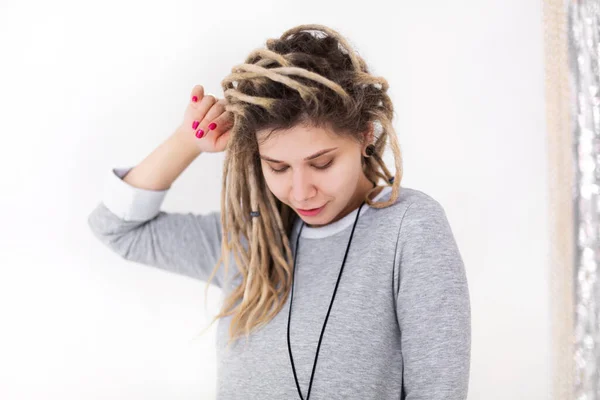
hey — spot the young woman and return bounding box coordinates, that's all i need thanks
[88,24,471,400]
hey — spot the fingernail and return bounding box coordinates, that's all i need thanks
[208,122,217,130]
[192,96,198,102]
[195,129,204,138]
[192,120,199,130]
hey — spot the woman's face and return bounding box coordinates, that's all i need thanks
[257,124,374,228]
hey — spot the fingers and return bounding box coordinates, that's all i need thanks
[190,85,207,102]
[187,86,233,147]
[194,92,218,116]
[189,96,217,138]
[189,85,218,111]
[198,98,234,139]
[190,85,204,103]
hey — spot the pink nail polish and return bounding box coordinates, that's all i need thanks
[196,129,204,138]
[208,122,217,130]
[192,96,198,102]
[192,120,199,130]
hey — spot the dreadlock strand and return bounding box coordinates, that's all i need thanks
[273,66,352,105]
[245,48,291,67]
[224,88,277,110]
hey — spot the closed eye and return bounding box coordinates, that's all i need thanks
[269,160,334,174]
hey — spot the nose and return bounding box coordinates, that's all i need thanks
[291,169,316,204]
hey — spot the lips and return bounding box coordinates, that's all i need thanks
[296,203,327,216]
[298,206,322,212]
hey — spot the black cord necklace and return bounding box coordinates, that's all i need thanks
[286,201,366,400]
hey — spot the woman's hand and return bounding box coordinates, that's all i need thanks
[179,85,233,153]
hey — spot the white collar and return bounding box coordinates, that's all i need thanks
[293,186,393,239]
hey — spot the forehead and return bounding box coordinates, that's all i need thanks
[257,125,351,152]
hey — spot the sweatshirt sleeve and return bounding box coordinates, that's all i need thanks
[394,198,471,399]
[87,167,228,288]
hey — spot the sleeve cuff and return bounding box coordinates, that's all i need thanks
[101,167,169,221]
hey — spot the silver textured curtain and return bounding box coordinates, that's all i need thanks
[569,1,600,398]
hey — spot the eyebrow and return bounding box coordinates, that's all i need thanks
[259,147,338,163]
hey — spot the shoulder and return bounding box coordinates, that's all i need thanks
[373,185,448,229]
[363,186,454,259]
[381,187,459,262]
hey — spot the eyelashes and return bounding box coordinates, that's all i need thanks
[268,160,334,174]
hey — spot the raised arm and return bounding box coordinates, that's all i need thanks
[87,85,234,287]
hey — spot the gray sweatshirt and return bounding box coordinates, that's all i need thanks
[87,167,471,400]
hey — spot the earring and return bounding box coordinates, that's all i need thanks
[364,144,375,157]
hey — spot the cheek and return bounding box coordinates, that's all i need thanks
[263,174,287,199]
[329,162,358,185]
[332,178,354,200]
[317,165,355,198]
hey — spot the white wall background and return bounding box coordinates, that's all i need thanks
[0,0,551,399]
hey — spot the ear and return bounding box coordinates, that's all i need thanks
[362,122,375,152]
